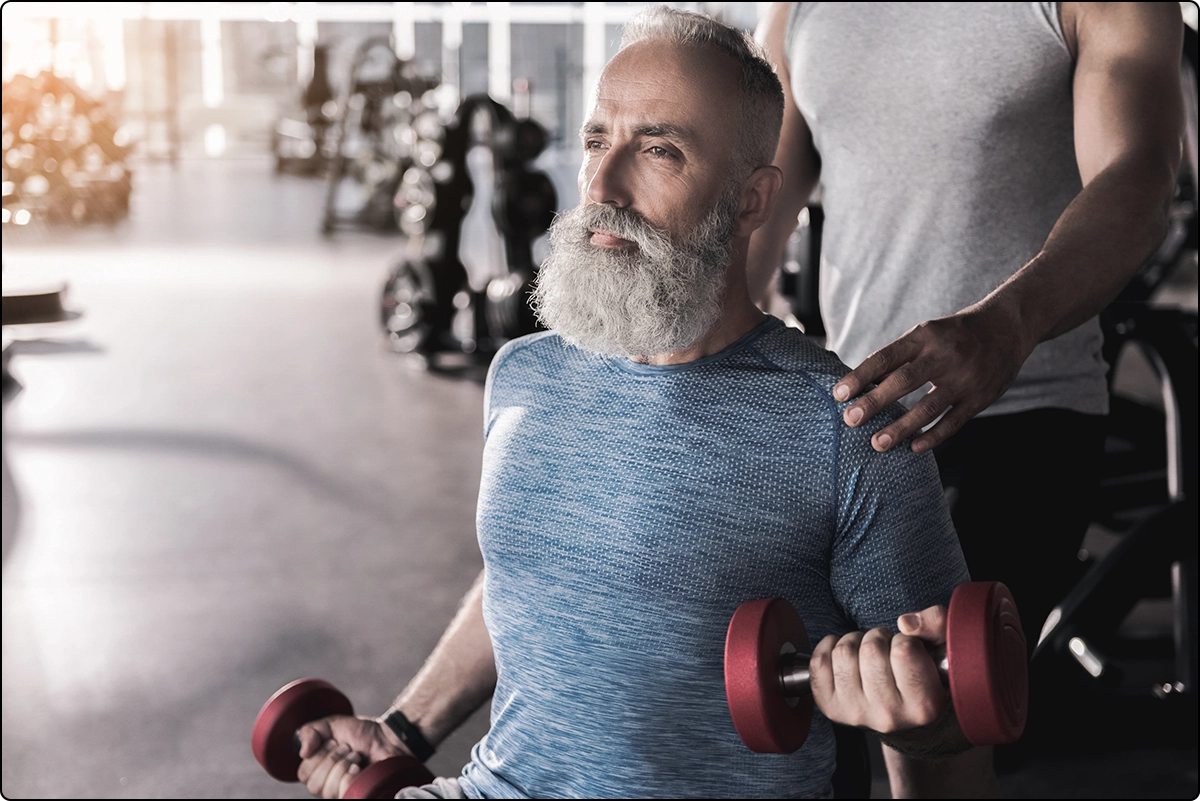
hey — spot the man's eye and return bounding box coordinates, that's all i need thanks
[647,146,675,159]
[585,140,604,151]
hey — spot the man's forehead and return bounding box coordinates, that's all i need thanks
[589,40,740,129]
[603,38,739,89]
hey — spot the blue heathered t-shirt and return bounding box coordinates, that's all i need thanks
[458,316,969,799]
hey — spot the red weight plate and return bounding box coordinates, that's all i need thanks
[344,756,437,799]
[724,597,813,754]
[946,582,1028,745]
[252,678,355,782]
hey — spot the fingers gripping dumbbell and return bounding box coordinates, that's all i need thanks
[252,679,435,799]
[724,581,1028,753]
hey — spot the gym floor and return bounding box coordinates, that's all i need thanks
[2,157,1196,799]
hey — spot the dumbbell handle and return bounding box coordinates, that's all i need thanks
[778,644,950,697]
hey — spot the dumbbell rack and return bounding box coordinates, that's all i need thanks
[379,93,555,367]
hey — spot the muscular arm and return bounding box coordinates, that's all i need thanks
[991,1,1183,347]
[381,569,497,748]
[747,1,821,307]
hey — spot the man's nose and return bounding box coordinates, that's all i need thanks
[584,150,632,208]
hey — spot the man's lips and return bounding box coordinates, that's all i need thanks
[589,228,636,249]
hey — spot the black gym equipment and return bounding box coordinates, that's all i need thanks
[1028,306,1196,748]
[379,94,555,365]
[779,203,825,337]
[272,45,338,176]
[1,71,132,227]
[1027,25,1198,750]
[320,37,437,233]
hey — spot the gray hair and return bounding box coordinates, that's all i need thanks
[619,5,784,176]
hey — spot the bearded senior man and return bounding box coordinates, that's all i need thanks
[294,7,990,799]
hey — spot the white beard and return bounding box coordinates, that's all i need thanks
[530,185,741,359]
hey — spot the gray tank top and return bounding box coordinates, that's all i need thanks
[785,2,1109,417]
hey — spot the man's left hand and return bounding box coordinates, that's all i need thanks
[831,302,1033,452]
[809,606,950,735]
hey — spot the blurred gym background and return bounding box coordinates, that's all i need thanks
[2,3,1197,798]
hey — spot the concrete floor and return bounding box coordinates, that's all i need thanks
[2,157,1197,799]
[2,159,493,799]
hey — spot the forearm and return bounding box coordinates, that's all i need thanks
[877,699,997,798]
[883,744,1001,799]
[984,155,1175,347]
[384,570,497,746]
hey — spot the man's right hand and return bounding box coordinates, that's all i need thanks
[296,715,414,799]
[292,569,496,798]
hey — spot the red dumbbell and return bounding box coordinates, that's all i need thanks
[252,678,435,799]
[724,581,1028,753]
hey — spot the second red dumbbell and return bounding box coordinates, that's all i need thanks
[252,678,435,799]
[724,581,1028,753]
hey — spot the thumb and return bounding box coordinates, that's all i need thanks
[296,719,334,759]
[897,604,948,646]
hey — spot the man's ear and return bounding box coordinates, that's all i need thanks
[733,165,784,238]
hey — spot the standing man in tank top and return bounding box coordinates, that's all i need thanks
[750,3,1183,793]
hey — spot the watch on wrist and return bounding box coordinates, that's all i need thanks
[380,707,436,762]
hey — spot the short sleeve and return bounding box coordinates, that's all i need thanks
[482,337,525,440]
[829,409,970,632]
